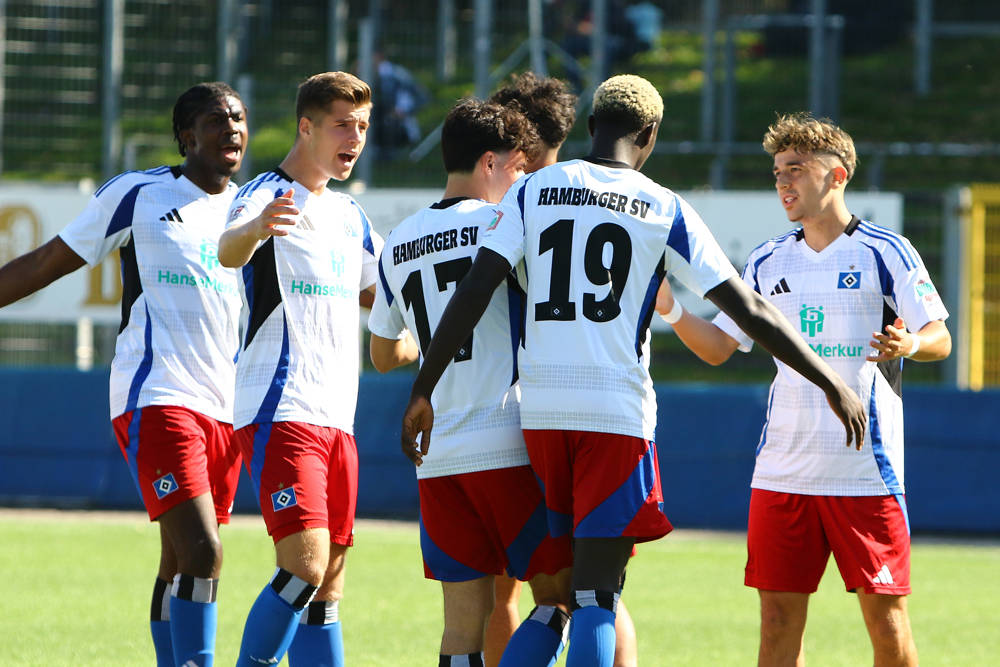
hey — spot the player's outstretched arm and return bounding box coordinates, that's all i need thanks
[655,279,739,366]
[370,331,420,373]
[868,317,951,363]
[707,277,867,450]
[400,247,512,465]
[218,188,298,268]
[0,236,86,309]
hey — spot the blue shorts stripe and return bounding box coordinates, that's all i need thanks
[576,442,658,537]
[124,408,143,493]
[504,500,549,579]
[418,516,487,582]
[248,422,273,506]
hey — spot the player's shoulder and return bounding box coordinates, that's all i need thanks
[745,228,801,263]
[93,165,178,202]
[849,218,920,268]
[233,169,289,202]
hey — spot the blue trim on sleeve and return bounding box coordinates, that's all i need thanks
[105,182,151,238]
[856,221,917,270]
[354,201,376,256]
[635,271,662,360]
[377,255,394,307]
[665,201,690,263]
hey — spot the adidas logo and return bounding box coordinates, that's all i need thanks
[159,208,183,223]
[871,564,894,585]
[769,278,791,295]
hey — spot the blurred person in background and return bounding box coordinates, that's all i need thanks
[0,81,248,666]
[655,112,950,667]
[487,71,639,667]
[218,71,381,667]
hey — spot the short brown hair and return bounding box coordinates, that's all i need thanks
[763,112,857,181]
[441,99,541,173]
[489,72,577,149]
[296,71,371,120]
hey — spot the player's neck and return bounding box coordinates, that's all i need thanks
[180,163,230,195]
[279,148,330,195]
[442,173,494,203]
[800,200,853,251]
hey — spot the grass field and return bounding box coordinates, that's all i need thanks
[1,510,998,666]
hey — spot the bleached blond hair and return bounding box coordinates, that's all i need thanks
[763,112,857,181]
[592,74,663,133]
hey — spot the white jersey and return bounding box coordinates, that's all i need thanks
[483,159,738,440]
[228,168,382,432]
[369,198,529,479]
[59,166,241,422]
[714,217,949,496]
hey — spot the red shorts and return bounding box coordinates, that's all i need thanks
[234,421,358,545]
[112,405,240,523]
[418,466,572,582]
[523,429,673,543]
[746,489,911,595]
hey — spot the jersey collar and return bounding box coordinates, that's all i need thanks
[430,196,470,210]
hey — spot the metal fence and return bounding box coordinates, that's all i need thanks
[1,0,998,385]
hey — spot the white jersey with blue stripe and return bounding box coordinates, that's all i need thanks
[482,158,738,440]
[713,216,949,496]
[58,166,241,422]
[228,168,382,432]
[368,197,529,479]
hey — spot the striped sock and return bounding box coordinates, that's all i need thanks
[498,605,570,667]
[566,590,619,667]
[288,600,344,666]
[149,577,173,666]
[237,568,317,666]
[169,574,218,667]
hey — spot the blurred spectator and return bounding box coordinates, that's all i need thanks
[372,51,429,159]
[625,1,663,54]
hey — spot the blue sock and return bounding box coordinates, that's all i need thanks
[170,574,219,667]
[150,578,173,666]
[288,600,345,666]
[567,591,619,667]
[498,605,570,667]
[237,568,317,667]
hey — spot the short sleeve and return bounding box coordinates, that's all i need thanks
[891,241,949,332]
[59,176,147,266]
[480,177,528,269]
[357,203,384,291]
[662,194,738,298]
[367,253,407,340]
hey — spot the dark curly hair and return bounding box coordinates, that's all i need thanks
[172,81,242,157]
[441,99,542,173]
[489,72,577,149]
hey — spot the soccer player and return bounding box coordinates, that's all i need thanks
[488,71,639,667]
[0,82,248,666]
[654,112,951,667]
[218,71,381,667]
[369,97,573,667]
[400,75,867,667]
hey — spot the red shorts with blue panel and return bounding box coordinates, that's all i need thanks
[418,465,572,582]
[112,405,240,523]
[745,488,912,595]
[233,421,358,545]
[522,429,673,543]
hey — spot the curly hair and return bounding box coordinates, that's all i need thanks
[489,72,577,149]
[763,112,857,181]
[591,74,663,134]
[441,98,542,173]
[172,81,242,157]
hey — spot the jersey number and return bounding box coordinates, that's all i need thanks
[400,257,474,362]
[535,218,632,323]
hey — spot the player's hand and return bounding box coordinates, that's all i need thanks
[401,393,434,466]
[253,187,298,240]
[824,378,866,451]
[654,279,675,316]
[868,317,916,362]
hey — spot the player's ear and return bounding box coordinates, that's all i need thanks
[178,127,195,156]
[479,150,496,175]
[298,115,313,138]
[831,164,848,187]
[635,121,657,149]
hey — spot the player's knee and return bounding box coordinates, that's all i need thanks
[177,530,223,577]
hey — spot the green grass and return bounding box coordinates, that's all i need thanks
[1,511,997,665]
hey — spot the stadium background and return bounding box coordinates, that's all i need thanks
[0,0,998,532]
